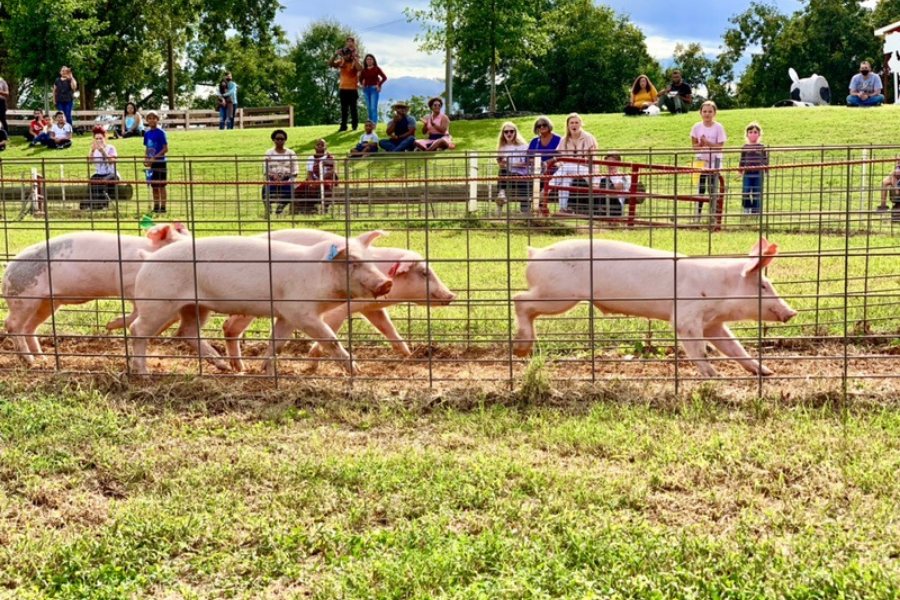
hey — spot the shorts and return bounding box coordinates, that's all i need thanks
[148,161,167,188]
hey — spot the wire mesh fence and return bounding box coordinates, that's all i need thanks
[1,146,898,397]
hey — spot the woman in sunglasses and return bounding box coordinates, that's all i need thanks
[263,129,299,215]
[495,122,531,214]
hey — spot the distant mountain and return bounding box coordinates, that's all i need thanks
[378,77,445,117]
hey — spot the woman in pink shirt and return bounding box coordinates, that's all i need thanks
[359,54,387,126]
[552,113,598,212]
[415,97,455,151]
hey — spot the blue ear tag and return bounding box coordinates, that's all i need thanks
[326,244,339,261]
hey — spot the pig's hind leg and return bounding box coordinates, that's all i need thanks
[5,298,54,364]
[221,315,255,373]
[705,323,774,376]
[512,290,579,357]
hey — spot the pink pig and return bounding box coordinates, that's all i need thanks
[513,238,798,377]
[2,223,191,365]
[220,229,457,373]
[128,236,393,375]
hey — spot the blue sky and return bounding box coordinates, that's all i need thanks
[278,0,825,80]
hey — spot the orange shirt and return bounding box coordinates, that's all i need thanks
[340,61,360,90]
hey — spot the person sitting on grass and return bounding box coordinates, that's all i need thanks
[877,157,900,212]
[349,120,379,157]
[379,101,417,152]
[43,111,73,149]
[26,109,50,145]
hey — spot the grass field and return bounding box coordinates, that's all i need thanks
[2,108,900,598]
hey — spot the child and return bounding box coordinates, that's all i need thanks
[349,120,379,157]
[44,111,73,149]
[690,100,726,215]
[143,110,168,214]
[737,122,768,214]
[26,109,50,145]
[600,153,629,217]
[878,158,900,212]
[495,121,530,213]
[293,139,336,214]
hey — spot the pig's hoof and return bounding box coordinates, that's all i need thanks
[512,343,533,358]
[760,366,775,377]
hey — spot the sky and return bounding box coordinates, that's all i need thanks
[277,0,820,80]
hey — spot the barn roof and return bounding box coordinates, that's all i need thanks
[874,21,900,37]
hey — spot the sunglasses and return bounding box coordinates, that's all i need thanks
[537,123,549,128]
[503,130,515,134]
[273,137,286,141]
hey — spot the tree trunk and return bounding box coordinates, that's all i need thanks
[489,0,496,112]
[167,38,176,110]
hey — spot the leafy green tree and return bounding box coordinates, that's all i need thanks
[407,0,550,112]
[284,19,362,126]
[505,0,660,114]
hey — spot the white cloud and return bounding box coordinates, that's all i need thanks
[364,33,444,79]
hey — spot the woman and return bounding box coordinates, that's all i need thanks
[84,126,118,210]
[217,79,234,130]
[551,113,598,213]
[415,97,454,151]
[119,102,144,139]
[359,54,387,126]
[496,122,531,213]
[527,115,562,168]
[624,74,658,116]
[264,129,300,215]
[293,139,337,214]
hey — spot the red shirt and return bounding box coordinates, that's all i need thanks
[359,66,387,87]
[29,118,48,136]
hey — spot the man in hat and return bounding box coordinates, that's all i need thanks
[379,101,417,152]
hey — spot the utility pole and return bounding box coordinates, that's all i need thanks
[445,4,453,112]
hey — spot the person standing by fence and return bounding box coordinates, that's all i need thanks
[221,72,238,129]
[53,66,78,126]
[690,100,727,217]
[330,43,362,132]
[737,122,767,214]
[0,74,9,132]
[359,54,387,126]
[143,111,169,214]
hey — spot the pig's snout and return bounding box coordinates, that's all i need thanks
[431,291,457,306]
[779,307,798,323]
[374,279,393,298]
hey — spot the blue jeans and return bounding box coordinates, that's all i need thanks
[379,137,416,152]
[846,94,884,106]
[742,172,764,213]
[219,104,235,129]
[56,101,74,125]
[363,86,379,124]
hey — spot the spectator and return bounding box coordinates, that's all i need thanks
[0,73,8,132]
[26,109,50,145]
[293,138,337,214]
[143,110,168,214]
[415,97,454,151]
[847,61,884,107]
[349,120,379,157]
[379,101,417,152]
[44,111,73,149]
[53,66,78,125]
[656,69,692,114]
[877,157,900,212]
[85,126,119,210]
[552,113,598,213]
[264,129,299,215]
[527,115,562,173]
[690,100,727,216]
[624,74,658,116]
[599,153,628,216]
[330,44,363,132]
[359,54,387,126]
[221,73,239,129]
[495,121,530,213]
[0,124,7,152]
[737,122,768,214]
[118,102,144,139]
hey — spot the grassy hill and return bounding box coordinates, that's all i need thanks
[9,105,900,160]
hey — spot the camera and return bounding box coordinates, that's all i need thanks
[341,47,352,56]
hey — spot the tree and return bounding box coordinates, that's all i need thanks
[407,0,550,112]
[284,19,362,126]
[505,0,660,114]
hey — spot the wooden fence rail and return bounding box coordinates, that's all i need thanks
[5,106,294,131]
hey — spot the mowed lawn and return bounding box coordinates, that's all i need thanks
[2,107,900,599]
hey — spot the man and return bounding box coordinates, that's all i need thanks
[656,69,693,114]
[379,101,417,152]
[329,41,362,132]
[847,61,884,107]
[0,74,9,132]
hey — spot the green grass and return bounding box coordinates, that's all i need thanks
[1,382,899,599]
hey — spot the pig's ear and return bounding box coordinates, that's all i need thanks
[171,221,189,236]
[388,261,414,277]
[323,242,347,261]
[742,239,779,277]
[526,246,536,259]
[145,224,169,244]
[356,229,388,248]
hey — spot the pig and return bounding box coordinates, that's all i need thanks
[127,236,393,375]
[220,228,456,372]
[513,237,798,377]
[2,223,191,365]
